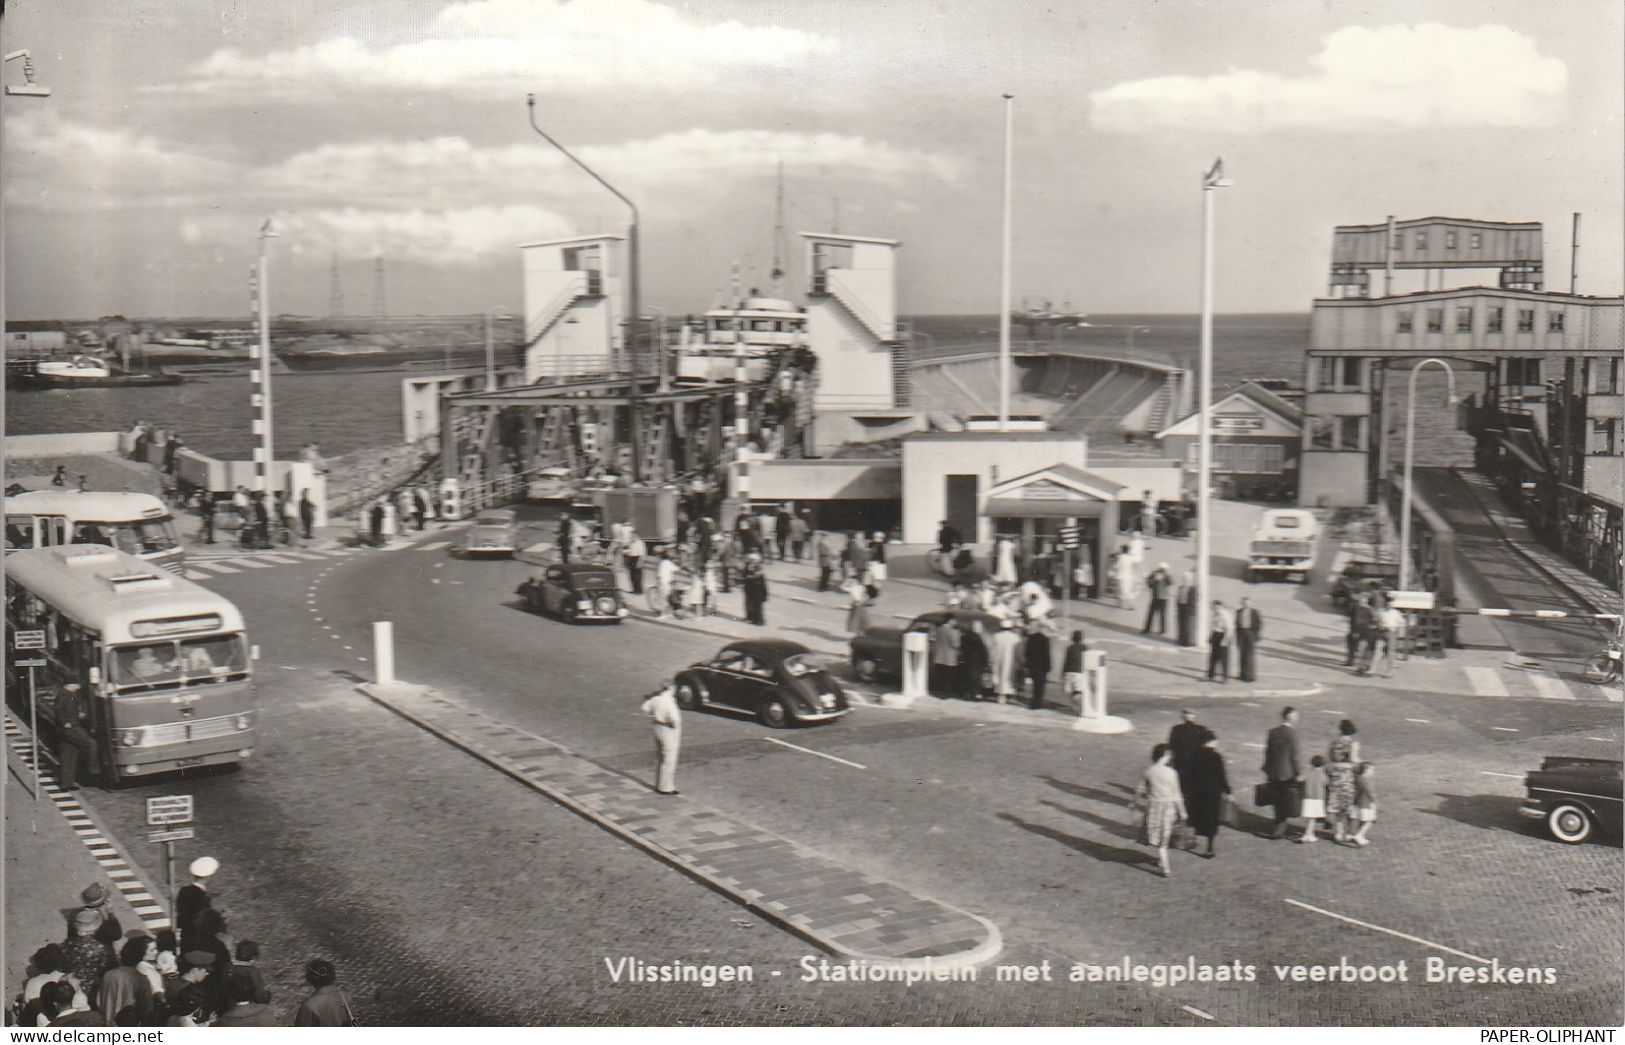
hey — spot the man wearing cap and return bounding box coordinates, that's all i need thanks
[295,959,354,1026]
[641,683,682,796]
[64,883,123,944]
[175,857,218,949]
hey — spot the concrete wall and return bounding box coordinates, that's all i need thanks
[1086,460,1185,503]
[808,412,926,455]
[1585,455,1623,505]
[6,432,123,456]
[901,433,1088,544]
[1298,452,1368,507]
[808,297,893,410]
[749,459,902,502]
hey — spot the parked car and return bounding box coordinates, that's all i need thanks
[849,609,1000,683]
[674,639,850,728]
[461,508,519,557]
[1520,756,1623,844]
[524,466,575,502]
[516,562,626,623]
[1329,560,1401,608]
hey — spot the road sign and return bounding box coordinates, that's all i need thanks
[1389,590,1436,611]
[13,630,45,650]
[13,657,46,668]
[147,827,196,844]
[1058,526,1082,550]
[146,794,194,826]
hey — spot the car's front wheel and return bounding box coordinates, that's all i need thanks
[1547,803,1595,844]
[853,655,880,683]
[674,680,701,711]
[759,697,791,728]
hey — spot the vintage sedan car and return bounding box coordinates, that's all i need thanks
[848,608,1001,683]
[1519,756,1623,844]
[1329,560,1401,608]
[674,639,849,728]
[524,466,575,503]
[461,508,519,557]
[517,562,626,623]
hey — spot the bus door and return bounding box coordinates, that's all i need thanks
[3,515,66,553]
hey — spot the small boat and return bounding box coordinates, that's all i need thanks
[11,355,184,389]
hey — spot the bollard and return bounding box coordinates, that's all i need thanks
[373,621,395,686]
[438,477,462,521]
[882,630,930,708]
[1072,648,1131,733]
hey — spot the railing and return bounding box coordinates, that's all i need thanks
[529,353,627,380]
[825,269,896,341]
[1480,429,1623,591]
[457,461,573,515]
[522,273,588,350]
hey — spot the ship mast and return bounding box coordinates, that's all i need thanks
[770,159,787,299]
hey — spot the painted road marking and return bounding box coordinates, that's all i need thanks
[1284,899,1490,964]
[1180,1005,1214,1022]
[232,558,274,569]
[190,561,242,574]
[763,737,866,770]
[1588,737,1615,742]
[1530,674,1576,702]
[1242,742,1264,749]
[184,570,210,581]
[1405,718,1431,724]
[253,553,301,565]
[1491,727,1519,733]
[1481,771,1522,779]
[1463,667,1508,698]
[420,541,451,552]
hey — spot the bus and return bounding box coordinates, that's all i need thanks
[5,544,256,782]
[4,490,185,573]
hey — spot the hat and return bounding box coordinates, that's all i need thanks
[72,908,103,933]
[1158,562,1169,571]
[189,856,219,879]
[182,950,217,970]
[81,883,109,907]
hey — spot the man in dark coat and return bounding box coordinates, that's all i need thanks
[936,519,961,553]
[1023,626,1052,710]
[741,553,768,625]
[174,857,217,948]
[774,507,792,560]
[295,960,353,1027]
[1167,708,1206,773]
[1262,706,1301,839]
[55,686,97,791]
[958,619,988,701]
[1142,563,1173,636]
[298,490,317,540]
[64,883,122,944]
[1235,596,1264,682]
[198,492,216,544]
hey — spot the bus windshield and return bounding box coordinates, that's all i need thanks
[109,634,248,691]
[73,518,178,556]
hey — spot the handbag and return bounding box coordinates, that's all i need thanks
[1221,794,1240,828]
[1253,781,1274,808]
[1170,821,1198,852]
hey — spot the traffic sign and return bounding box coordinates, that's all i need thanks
[13,630,45,650]
[147,827,196,844]
[13,658,46,668]
[146,794,194,826]
[1058,526,1082,550]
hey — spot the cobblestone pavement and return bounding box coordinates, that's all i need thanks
[14,521,1621,1025]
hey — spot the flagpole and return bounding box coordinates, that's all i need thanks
[998,93,1014,432]
[1196,158,1228,653]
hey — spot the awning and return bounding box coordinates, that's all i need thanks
[984,497,1110,519]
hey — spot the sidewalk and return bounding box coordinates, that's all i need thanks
[359,681,1002,969]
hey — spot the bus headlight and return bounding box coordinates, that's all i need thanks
[118,729,144,747]
[234,715,252,731]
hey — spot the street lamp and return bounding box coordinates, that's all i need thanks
[997,93,1014,431]
[483,306,511,390]
[3,50,50,96]
[641,305,668,389]
[526,95,645,480]
[254,219,278,496]
[1398,358,1459,591]
[1195,158,1230,650]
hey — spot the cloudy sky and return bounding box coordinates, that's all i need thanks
[3,0,1620,319]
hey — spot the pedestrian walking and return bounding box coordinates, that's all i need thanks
[741,552,769,625]
[1061,629,1089,711]
[293,959,353,1027]
[652,550,677,618]
[396,487,417,533]
[1206,599,1233,681]
[1136,744,1186,879]
[1184,730,1230,858]
[774,506,793,560]
[1167,708,1206,775]
[843,578,870,634]
[1235,596,1264,682]
[1376,602,1405,676]
[931,618,961,698]
[1139,489,1159,536]
[1343,592,1368,668]
[1071,552,1094,600]
[960,619,990,701]
[197,492,216,544]
[54,684,97,791]
[1325,718,1362,842]
[1142,562,1172,635]
[380,500,398,544]
[789,510,810,561]
[98,940,153,1025]
[368,500,385,548]
[1349,762,1378,846]
[622,532,646,594]
[1175,573,1196,647]
[298,490,316,540]
[1299,755,1330,843]
[1127,530,1146,567]
[641,683,682,795]
[990,619,1022,703]
[1114,548,1138,611]
[1023,624,1052,710]
[1262,706,1302,840]
[51,464,69,486]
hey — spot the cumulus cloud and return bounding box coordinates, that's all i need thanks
[161,0,832,96]
[1090,23,1567,133]
[181,205,577,263]
[4,109,235,209]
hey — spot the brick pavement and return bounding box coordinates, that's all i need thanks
[359,680,1003,970]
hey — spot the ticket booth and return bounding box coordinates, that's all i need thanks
[982,464,1123,594]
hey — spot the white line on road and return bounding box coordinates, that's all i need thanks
[1284,899,1491,965]
[1242,742,1264,749]
[1318,710,1345,715]
[1463,667,1509,698]
[762,737,866,769]
[190,561,241,574]
[1491,727,1519,733]
[184,570,209,581]
[1404,718,1430,724]
[1481,771,1522,779]
[1180,1005,1214,1021]
[419,541,451,551]
[1530,674,1576,702]
[1588,737,1615,743]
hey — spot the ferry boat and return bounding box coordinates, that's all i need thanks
[11,355,184,389]
[672,295,806,383]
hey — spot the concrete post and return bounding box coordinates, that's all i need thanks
[373,621,395,686]
[882,630,930,708]
[1072,648,1131,733]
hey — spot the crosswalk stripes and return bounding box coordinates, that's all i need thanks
[191,560,243,574]
[1458,665,1621,703]
[1463,666,1510,698]
[1529,673,1577,702]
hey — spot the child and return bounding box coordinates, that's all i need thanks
[1350,762,1377,847]
[1299,754,1329,843]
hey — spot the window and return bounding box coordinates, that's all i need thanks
[1456,307,1473,333]
[1487,307,1503,333]
[1548,311,1566,333]
[1414,231,1428,250]
[1213,443,1286,474]
[1517,309,1535,333]
[1505,359,1541,385]
[1341,358,1363,388]
[1338,416,1364,451]
[1307,417,1335,451]
[1396,312,1414,334]
[1593,419,1619,456]
[1470,233,1483,249]
[1445,231,1458,250]
[1426,309,1444,333]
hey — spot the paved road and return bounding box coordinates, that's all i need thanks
[50,528,1624,1026]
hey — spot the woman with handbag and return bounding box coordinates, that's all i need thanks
[1136,744,1186,879]
[1184,730,1231,859]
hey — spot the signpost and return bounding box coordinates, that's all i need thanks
[1059,519,1082,638]
[147,795,195,919]
[14,630,46,815]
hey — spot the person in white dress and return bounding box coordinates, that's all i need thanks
[1115,549,1139,611]
[993,537,1019,586]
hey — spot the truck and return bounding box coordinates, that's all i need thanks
[1246,508,1317,584]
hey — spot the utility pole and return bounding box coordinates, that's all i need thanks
[253,220,278,496]
[998,93,1014,431]
[1195,158,1230,651]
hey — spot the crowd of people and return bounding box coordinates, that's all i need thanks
[357,485,438,547]
[9,860,353,1027]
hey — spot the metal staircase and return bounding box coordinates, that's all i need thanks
[520,272,592,352]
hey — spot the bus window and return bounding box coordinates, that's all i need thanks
[178,635,248,681]
[73,523,112,546]
[105,519,179,556]
[5,519,35,550]
[111,643,183,689]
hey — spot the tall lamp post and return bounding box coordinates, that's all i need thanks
[253,219,278,496]
[1397,358,1458,591]
[998,93,1014,431]
[483,306,511,391]
[1195,158,1230,649]
[527,96,644,480]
